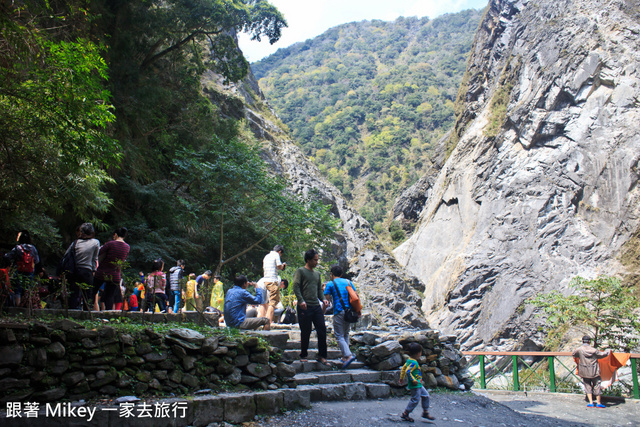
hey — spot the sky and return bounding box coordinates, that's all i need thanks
[238,0,489,62]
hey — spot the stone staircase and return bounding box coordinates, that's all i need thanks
[272,323,402,403]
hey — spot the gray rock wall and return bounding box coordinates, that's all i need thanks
[394,0,640,350]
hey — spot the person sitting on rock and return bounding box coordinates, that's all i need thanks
[223,275,270,330]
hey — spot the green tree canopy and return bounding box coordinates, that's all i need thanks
[0,1,119,243]
[252,10,483,234]
[529,276,640,351]
[1,0,340,284]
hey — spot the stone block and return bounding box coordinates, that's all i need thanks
[191,395,224,426]
[344,382,367,400]
[276,362,296,378]
[0,377,30,390]
[255,390,284,415]
[436,374,459,390]
[371,352,403,370]
[240,374,260,384]
[350,370,381,382]
[250,351,270,364]
[424,373,438,388]
[182,373,200,388]
[245,362,272,378]
[223,393,256,424]
[318,372,351,384]
[319,384,346,401]
[201,336,219,354]
[91,369,118,389]
[380,370,400,382]
[366,383,391,399]
[372,340,403,358]
[143,351,168,363]
[182,355,196,370]
[48,359,69,375]
[282,388,311,409]
[294,373,318,385]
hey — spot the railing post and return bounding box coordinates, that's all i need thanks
[548,356,556,393]
[632,357,639,400]
[479,355,486,389]
[512,355,520,391]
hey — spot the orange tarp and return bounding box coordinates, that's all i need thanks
[574,352,631,389]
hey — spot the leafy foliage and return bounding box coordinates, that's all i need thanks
[1,1,339,283]
[252,10,482,231]
[0,1,119,248]
[529,276,640,351]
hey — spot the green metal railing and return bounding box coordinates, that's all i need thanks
[463,351,640,399]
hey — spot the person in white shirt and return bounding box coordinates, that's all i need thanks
[262,245,286,328]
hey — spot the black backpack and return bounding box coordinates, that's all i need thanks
[57,241,77,277]
[280,307,297,324]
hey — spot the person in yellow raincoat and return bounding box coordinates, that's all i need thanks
[183,273,198,311]
[210,274,225,324]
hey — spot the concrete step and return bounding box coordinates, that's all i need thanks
[282,348,343,362]
[298,382,392,401]
[285,339,317,349]
[288,359,367,373]
[294,368,383,386]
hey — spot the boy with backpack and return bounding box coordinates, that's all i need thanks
[399,342,436,422]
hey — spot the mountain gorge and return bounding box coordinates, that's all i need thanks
[394,0,640,350]
[252,10,483,234]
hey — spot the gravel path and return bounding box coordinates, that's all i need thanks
[249,391,640,427]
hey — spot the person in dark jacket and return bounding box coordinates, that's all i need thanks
[573,335,611,408]
[167,259,185,313]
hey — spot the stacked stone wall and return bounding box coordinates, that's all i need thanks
[0,319,295,403]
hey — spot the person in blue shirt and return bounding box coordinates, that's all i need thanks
[223,275,269,330]
[324,264,357,369]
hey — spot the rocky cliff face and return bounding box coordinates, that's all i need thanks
[394,0,640,350]
[203,65,428,329]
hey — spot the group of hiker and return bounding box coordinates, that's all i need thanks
[221,246,363,370]
[1,230,365,368]
[5,229,624,421]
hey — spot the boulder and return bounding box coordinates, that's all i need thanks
[371,340,403,358]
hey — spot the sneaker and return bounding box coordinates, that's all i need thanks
[587,403,595,407]
[422,411,435,420]
[596,403,605,408]
[400,412,414,422]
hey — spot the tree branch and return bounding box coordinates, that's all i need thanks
[140,28,222,69]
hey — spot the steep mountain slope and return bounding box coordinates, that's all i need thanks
[208,66,429,329]
[394,0,640,350]
[252,11,483,232]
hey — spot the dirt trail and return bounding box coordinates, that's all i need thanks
[255,391,640,427]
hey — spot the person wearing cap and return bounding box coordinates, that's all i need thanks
[263,245,286,328]
[573,335,611,408]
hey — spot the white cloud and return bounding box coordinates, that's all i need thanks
[239,0,488,62]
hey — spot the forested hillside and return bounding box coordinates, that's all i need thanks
[252,10,483,236]
[0,0,338,278]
